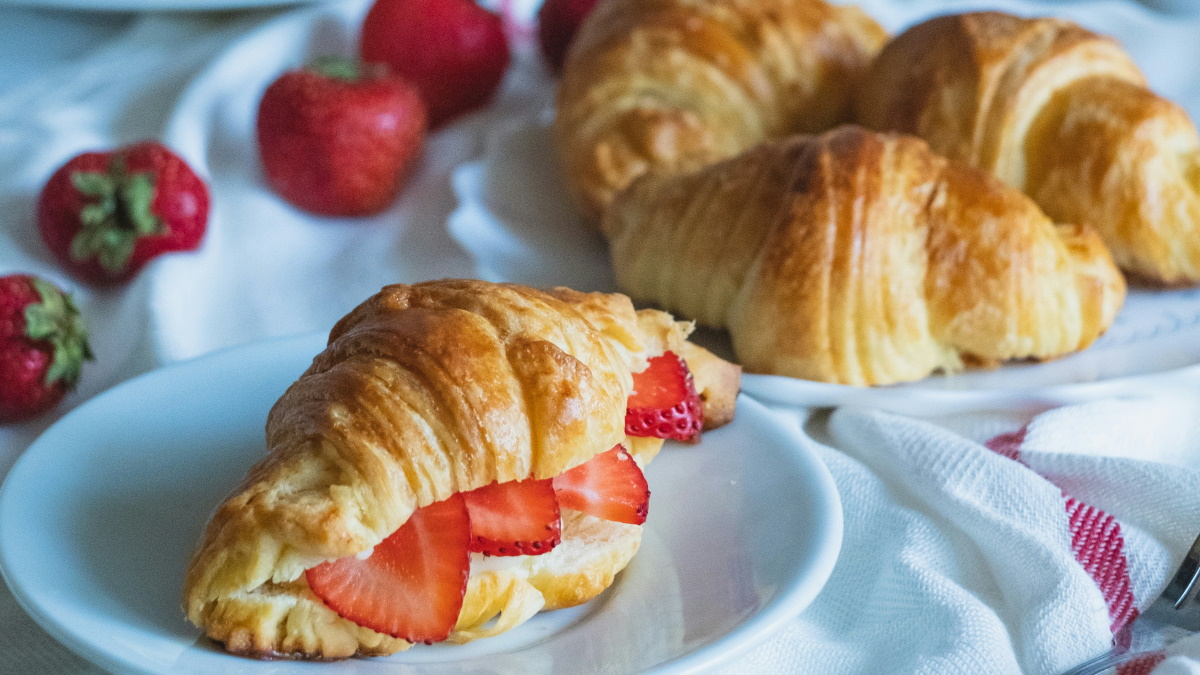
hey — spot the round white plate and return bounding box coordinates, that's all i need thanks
[0,0,322,10]
[0,332,841,675]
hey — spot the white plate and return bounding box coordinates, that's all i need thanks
[0,0,323,10]
[448,0,1200,415]
[0,332,842,675]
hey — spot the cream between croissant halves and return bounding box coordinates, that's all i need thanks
[182,280,741,659]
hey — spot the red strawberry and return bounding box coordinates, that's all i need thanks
[552,445,649,525]
[360,0,510,128]
[38,141,209,286]
[626,351,703,442]
[0,275,92,424]
[306,493,470,644]
[257,57,427,217]
[463,477,561,557]
[537,0,600,73]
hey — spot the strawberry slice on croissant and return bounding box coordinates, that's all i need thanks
[464,477,562,557]
[181,280,739,659]
[305,446,648,645]
[305,493,472,645]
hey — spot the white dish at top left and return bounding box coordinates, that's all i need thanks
[0,0,326,11]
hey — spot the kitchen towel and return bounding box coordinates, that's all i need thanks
[716,399,1200,674]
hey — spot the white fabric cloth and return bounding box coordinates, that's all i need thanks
[715,401,1200,675]
[3,1,1200,674]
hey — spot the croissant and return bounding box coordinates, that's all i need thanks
[855,11,1200,285]
[182,279,740,659]
[602,126,1126,386]
[554,0,887,222]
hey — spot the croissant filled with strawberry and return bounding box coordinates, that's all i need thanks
[182,279,740,659]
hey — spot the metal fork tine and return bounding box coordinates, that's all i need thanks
[1166,533,1200,610]
[1062,532,1200,675]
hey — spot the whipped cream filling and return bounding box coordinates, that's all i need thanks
[465,508,599,578]
[469,551,530,575]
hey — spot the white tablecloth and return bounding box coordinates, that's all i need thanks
[3,1,1200,674]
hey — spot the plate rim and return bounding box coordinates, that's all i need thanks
[0,0,322,11]
[0,333,327,675]
[646,396,843,675]
[742,361,1200,415]
[0,331,843,675]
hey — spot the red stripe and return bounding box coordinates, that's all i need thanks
[1117,652,1166,675]
[1066,497,1139,634]
[985,427,1027,462]
[985,427,1139,636]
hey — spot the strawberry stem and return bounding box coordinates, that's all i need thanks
[309,55,367,82]
[23,279,93,388]
[69,155,164,274]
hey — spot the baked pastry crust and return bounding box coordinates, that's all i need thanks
[554,0,886,222]
[602,126,1126,386]
[183,280,738,658]
[856,11,1200,284]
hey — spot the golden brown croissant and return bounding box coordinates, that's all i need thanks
[554,0,887,222]
[182,279,739,659]
[855,11,1200,285]
[602,125,1126,386]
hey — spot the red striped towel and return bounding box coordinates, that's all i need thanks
[720,399,1200,674]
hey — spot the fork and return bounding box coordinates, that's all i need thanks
[1062,533,1200,675]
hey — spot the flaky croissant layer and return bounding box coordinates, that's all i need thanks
[555,0,887,222]
[182,280,740,658]
[603,126,1126,386]
[856,11,1200,285]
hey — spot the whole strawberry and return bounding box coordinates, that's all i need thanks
[360,0,510,128]
[0,275,92,424]
[38,141,209,286]
[537,0,600,73]
[257,57,427,217]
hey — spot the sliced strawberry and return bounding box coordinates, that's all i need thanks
[552,445,649,525]
[306,493,470,644]
[626,351,703,442]
[463,477,561,557]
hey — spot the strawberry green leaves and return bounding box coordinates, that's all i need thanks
[69,158,165,274]
[23,278,92,388]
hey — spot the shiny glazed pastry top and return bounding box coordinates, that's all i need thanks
[555,0,887,222]
[856,11,1200,285]
[602,125,1126,386]
[182,279,740,659]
